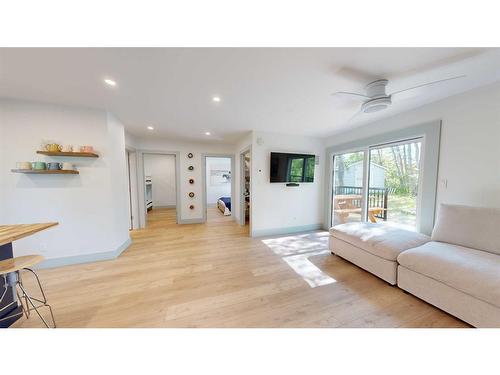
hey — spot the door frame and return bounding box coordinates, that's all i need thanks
[137,150,181,228]
[239,146,251,228]
[325,120,441,235]
[126,147,139,230]
[201,153,235,223]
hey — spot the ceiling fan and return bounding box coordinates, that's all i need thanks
[333,75,466,114]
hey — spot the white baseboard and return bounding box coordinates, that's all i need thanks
[36,238,132,269]
[251,224,323,237]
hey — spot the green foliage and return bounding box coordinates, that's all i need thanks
[333,142,421,196]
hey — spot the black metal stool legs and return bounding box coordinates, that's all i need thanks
[16,268,56,328]
[0,269,56,328]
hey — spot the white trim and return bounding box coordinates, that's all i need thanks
[36,238,132,269]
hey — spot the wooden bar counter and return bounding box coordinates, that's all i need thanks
[0,223,58,328]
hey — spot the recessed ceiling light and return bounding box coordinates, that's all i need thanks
[147,126,154,130]
[212,96,221,102]
[104,78,117,87]
[205,132,211,136]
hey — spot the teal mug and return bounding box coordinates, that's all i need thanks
[47,162,61,170]
[31,161,47,170]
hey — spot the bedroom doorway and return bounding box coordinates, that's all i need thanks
[202,154,235,223]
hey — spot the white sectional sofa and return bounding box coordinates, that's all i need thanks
[397,204,500,327]
[329,204,500,327]
[329,222,430,285]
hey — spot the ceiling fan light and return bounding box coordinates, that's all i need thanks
[361,97,392,113]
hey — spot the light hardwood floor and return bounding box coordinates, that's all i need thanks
[12,208,468,328]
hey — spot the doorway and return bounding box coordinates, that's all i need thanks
[202,154,235,223]
[239,149,251,228]
[126,149,139,230]
[143,153,178,227]
[330,137,423,231]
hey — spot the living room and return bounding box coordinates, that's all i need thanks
[1,2,499,374]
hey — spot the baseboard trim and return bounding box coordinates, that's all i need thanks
[178,218,205,224]
[251,224,323,237]
[36,238,132,269]
[154,205,176,209]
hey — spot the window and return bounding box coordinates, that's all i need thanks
[331,138,423,230]
[326,121,440,235]
[368,139,422,230]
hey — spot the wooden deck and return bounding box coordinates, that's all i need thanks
[11,208,468,328]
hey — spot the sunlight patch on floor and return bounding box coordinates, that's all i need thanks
[261,231,336,288]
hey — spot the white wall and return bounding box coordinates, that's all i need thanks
[325,82,500,211]
[135,137,235,225]
[144,154,176,207]
[205,157,231,205]
[0,99,131,264]
[250,131,325,236]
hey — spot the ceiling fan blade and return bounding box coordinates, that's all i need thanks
[390,75,466,96]
[332,91,369,100]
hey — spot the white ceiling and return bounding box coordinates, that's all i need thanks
[1,48,500,143]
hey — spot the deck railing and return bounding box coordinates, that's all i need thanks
[334,186,388,220]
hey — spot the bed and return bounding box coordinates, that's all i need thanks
[217,197,231,216]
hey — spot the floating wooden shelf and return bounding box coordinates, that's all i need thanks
[11,169,79,174]
[36,151,98,158]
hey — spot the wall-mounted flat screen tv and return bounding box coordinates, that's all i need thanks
[270,152,315,183]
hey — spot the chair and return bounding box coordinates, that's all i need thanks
[0,255,56,328]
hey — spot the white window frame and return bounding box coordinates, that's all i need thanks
[325,121,441,235]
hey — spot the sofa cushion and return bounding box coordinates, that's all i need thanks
[330,222,430,261]
[432,204,500,255]
[398,241,500,308]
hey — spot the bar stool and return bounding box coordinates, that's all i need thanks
[0,255,56,328]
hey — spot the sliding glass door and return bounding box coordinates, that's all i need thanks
[331,151,366,226]
[368,139,422,230]
[331,138,423,230]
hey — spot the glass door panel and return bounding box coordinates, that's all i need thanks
[368,139,422,230]
[331,151,366,226]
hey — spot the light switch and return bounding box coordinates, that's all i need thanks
[440,179,448,189]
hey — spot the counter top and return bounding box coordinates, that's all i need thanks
[0,223,58,247]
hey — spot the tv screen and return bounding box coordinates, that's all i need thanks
[270,152,315,183]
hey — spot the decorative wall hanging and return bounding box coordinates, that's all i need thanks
[189,178,194,184]
[188,192,195,198]
[188,165,194,171]
[187,153,194,158]
[189,205,195,210]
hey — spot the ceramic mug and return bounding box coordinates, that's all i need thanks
[45,143,62,152]
[16,161,32,170]
[62,145,74,152]
[47,162,62,170]
[80,145,94,152]
[61,162,74,170]
[31,161,47,170]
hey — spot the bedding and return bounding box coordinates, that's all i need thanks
[217,197,231,216]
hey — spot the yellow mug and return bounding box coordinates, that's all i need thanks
[45,143,62,152]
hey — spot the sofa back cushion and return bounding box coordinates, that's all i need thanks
[431,204,500,255]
